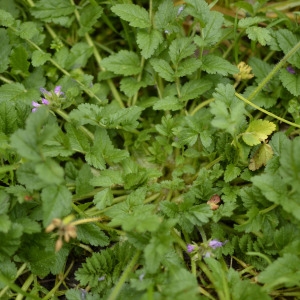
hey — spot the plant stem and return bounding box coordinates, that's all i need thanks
[248,40,300,101]
[107,251,141,300]
[235,92,300,128]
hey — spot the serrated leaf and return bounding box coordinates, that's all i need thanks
[180,79,212,102]
[184,0,209,26]
[0,224,22,261]
[249,143,274,171]
[35,158,64,185]
[65,42,93,70]
[111,4,150,28]
[31,50,51,67]
[195,11,224,47]
[65,123,91,153]
[76,223,109,247]
[0,261,17,289]
[242,120,276,146]
[41,185,72,226]
[153,96,183,111]
[10,45,30,76]
[90,169,124,187]
[276,29,300,68]
[246,26,271,46]
[0,9,14,27]
[154,1,177,30]
[137,29,163,59]
[78,4,103,36]
[101,50,142,76]
[151,58,174,82]
[279,69,300,96]
[169,37,196,64]
[202,55,238,76]
[238,16,266,28]
[224,164,241,182]
[93,188,113,210]
[210,84,246,136]
[0,101,18,135]
[31,0,75,26]
[0,28,11,72]
[120,77,147,97]
[176,58,202,77]
[258,254,300,289]
[0,83,26,103]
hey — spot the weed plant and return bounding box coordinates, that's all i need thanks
[1,0,300,299]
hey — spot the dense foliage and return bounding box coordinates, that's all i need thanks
[1,0,300,299]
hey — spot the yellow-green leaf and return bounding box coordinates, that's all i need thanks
[242,120,276,146]
[249,143,274,171]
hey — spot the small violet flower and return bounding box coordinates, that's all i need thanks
[32,99,49,112]
[187,244,195,253]
[286,66,296,74]
[177,5,185,16]
[54,85,64,96]
[208,239,226,249]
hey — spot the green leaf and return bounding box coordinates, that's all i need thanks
[0,261,17,289]
[19,22,44,44]
[176,58,202,77]
[93,188,113,210]
[194,11,224,47]
[249,143,273,171]
[242,120,276,146]
[101,50,142,76]
[65,123,91,153]
[246,26,271,46]
[180,79,212,102]
[0,224,22,262]
[279,69,300,96]
[78,4,103,36]
[154,1,177,30]
[202,55,239,76]
[76,223,109,247]
[120,77,147,97]
[224,164,241,182]
[169,37,196,65]
[0,214,11,233]
[238,16,266,28]
[41,185,72,226]
[31,0,75,26]
[279,136,300,192]
[9,45,30,76]
[35,158,64,185]
[0,83,27,103]
[0,28,11,72]
[90,169,124,187]
[136,29,163,59]
[184,0,209,26]
[65,42,93,70]
[153,96,183,111]
[111,4,150,28]
[258,254,300,290]
[0,101,18,135]
[85,128,128,170]
[75,164,93,197]
[276,29,300,68]
[210,84,246,136]
[150,58,174,82]
[0,9,14,27]
[31,50,51,67]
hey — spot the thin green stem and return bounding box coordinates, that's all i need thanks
[248,40,300,101]
[235,92,300,128]
[190,98,214,116]
[107,250,141,300]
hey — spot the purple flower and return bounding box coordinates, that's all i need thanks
[286,66,296,74]
[177,5,185,16]
[208,239,225,249]
[187,244,195,253]
[40,87,51,96]
[31,99,49,112]
[54,85,64,96]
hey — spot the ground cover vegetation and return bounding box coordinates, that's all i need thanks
[1,0,300,299]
